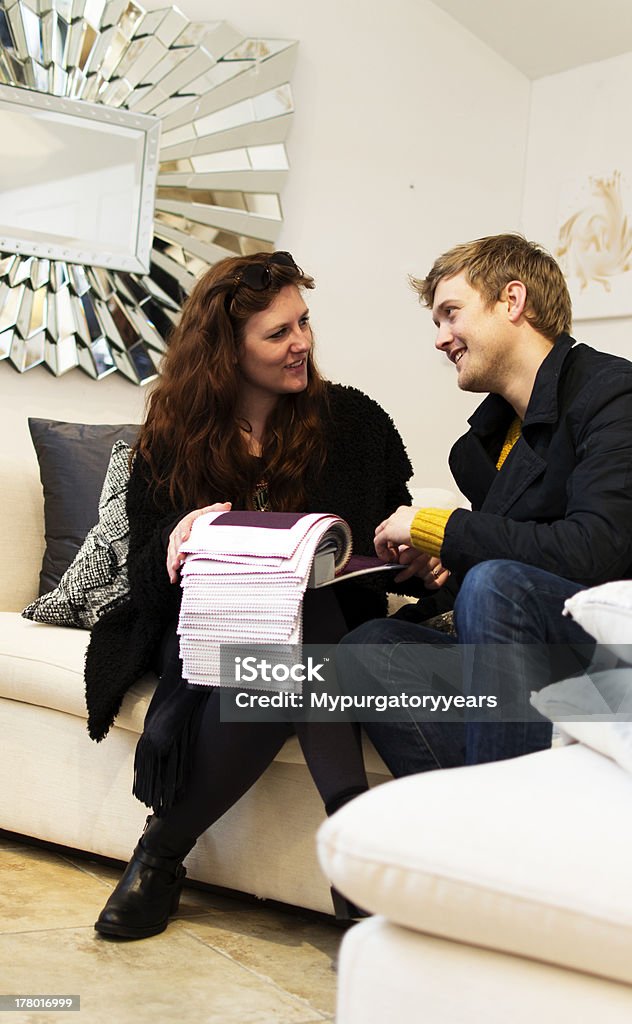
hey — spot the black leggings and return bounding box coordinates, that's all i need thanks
[149,588,369,847]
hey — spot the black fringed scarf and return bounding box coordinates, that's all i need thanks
[132,628,208,816]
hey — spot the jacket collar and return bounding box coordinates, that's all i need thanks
[466,333,576,435]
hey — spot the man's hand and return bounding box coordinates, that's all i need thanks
[167,502,232,583]
[389,544,448,585]
[375,507,451,588]
[392,546,450,588]
[374,506,420,559]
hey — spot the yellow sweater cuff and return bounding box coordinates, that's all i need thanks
[410,508,454,558]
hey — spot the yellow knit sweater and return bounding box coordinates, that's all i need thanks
[410,416,521,557]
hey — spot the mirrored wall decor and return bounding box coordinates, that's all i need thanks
[0,1,297,384]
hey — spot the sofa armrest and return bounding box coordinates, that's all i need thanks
[317,743,632,986]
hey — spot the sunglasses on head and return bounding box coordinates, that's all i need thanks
[226,251,302,305]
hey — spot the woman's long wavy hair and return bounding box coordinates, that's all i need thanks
[137,252,328,511]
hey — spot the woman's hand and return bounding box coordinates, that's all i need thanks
[167,502,232,583]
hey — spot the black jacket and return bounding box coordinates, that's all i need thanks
[442,335,632,585]
[85,383,413,740]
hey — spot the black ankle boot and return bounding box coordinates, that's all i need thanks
[95,816,195,940]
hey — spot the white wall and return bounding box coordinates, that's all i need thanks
[0,363,145,610]
[140,0,531,490]
[1,0,531,493]
[8,5,632,495]
[0,361,145,473]
[522,51,632,361]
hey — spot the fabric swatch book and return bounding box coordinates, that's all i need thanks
[177,510,401,688]
[309,551,403,588]
[177,510,350,688]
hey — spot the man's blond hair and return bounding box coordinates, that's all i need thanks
[412,233,572,341]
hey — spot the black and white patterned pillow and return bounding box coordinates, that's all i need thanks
[22,441,132,629]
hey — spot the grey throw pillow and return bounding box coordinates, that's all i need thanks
[22,441,133,629]
[28,418,139,594]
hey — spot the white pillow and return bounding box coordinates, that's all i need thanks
[563,581,632,665]
[531,668,632,774]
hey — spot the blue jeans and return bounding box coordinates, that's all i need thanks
[336,560,595,775]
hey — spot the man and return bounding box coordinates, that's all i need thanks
[337,233,632,774]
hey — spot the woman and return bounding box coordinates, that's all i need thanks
[86,251,413,939]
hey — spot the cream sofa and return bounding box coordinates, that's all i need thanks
[318,735,632,1021]
[315,575,632,1019]
[1,382,458,914]
[0,405,387,914]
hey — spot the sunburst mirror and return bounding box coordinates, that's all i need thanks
[0,0,297,384]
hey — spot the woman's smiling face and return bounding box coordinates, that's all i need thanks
[237,284,313,404]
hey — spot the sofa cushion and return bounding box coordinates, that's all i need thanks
[22,441,132,629]
[317,744,632,985]
[0,613,153,733]
[531,668,632,774]
[0,612,391,776]
[337,918,632,1024]
[564,580,632,664]
[29,418,138,594]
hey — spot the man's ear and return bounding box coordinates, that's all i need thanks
[504,280,527,322]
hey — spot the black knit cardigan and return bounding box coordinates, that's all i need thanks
[85,383,414,741]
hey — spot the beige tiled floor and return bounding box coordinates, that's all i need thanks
[0,835,342,1024]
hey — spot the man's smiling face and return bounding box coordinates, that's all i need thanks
[431,271,514,396]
